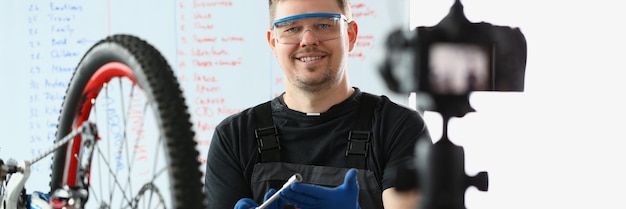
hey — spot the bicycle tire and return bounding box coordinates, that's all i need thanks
[50,34,205,209]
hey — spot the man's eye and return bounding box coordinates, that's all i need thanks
[319,24,331,29]
[285,27,299,33]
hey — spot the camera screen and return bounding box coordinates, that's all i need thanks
[428,42,493,95]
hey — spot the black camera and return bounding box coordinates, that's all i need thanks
[379,0,527,100]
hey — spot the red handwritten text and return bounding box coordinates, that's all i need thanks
[193,72,218,82]
[193,12,212,20]
[193,0,233,8]
[195,97,225,105]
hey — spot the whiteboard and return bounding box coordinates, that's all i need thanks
[0,0,410,193]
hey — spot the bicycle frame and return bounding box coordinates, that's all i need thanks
[0,122,97,209]
[1,160,30,209]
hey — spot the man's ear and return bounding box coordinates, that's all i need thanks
[267,28,277,56]
[347,21,359,52]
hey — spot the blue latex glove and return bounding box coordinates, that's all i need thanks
[280,168,361,209]
[234,188,285,209]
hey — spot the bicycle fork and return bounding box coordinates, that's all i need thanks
[49,122,97,209]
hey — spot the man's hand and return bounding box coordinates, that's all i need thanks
[280,168,361,209]
[233,197,257,209]
[234,188,284,209]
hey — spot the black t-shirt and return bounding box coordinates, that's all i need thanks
[204,88,431,208]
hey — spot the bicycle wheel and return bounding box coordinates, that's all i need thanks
[50,34,205,209]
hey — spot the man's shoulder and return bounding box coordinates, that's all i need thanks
[214,101,271,130]
[359,91,414,113]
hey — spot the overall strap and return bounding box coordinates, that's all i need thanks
[253,101,281,163]
[346,93,381,169]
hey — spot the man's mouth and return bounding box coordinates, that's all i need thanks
[297,56,323,62]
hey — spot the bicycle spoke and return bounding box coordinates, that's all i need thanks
[95,145,134,206]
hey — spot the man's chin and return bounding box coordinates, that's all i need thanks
[297,81,329,93]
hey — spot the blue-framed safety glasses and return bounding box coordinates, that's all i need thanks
[272,13,349,44]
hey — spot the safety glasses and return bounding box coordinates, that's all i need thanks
[272,13,348,44]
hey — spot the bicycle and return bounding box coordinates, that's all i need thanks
[0,34,206,209]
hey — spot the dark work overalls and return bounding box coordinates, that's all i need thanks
[250,94,384,209]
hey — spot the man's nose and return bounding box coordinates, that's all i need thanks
[299,29,319,46]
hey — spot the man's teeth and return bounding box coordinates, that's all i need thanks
[299,56,322,62]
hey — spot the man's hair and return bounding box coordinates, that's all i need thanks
[268,0,352,26]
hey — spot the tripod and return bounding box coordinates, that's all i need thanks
[415,95,489,209]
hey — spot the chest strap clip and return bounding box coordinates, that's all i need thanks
[345,130,370,157]
[255,126,281,162]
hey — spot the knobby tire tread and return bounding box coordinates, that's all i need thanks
[50,34,205,209]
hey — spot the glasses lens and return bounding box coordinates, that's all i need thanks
[273,13,346,44]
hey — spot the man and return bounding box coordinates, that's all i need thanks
[204,0,431,208]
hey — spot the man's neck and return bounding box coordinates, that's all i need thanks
[283,85,354,114]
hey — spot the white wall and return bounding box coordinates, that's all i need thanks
[411,0,626,208]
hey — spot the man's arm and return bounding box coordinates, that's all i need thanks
[205,128,252,208]
[383,187,420,209]
[379,101,431,209]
